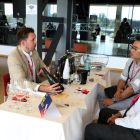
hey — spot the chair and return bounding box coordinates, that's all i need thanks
[73,43,87,53]
[2,73,10,102]
[42,40,52,53]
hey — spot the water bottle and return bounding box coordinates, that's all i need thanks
[84,55,91,76]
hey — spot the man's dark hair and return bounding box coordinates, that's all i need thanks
[136,35,140,41]
[16,27,34,44]
[124,18,127,21]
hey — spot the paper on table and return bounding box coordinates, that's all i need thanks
[51,93,69,100]
[53,98,87,109]
[44,104,61,117]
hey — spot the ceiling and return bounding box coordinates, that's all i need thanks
[1,0,140,5]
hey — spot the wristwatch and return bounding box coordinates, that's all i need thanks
[112,97,116,103]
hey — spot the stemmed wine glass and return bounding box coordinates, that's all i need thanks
[73,73,81,93]
[6,83,15,109]
[23,80,32,107]
[25,91,36,114]
[73,55,81,93]
[74,55,81,73]
[15,80,24,111]
[23,80,36,113]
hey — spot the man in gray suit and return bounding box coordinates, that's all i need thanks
[8,27,61,94]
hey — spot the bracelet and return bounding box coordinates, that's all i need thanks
[117,89,122,91]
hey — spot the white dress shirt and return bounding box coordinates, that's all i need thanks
[115,97,140,130]
[22,49,40,91]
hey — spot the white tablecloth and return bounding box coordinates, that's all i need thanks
[0,68,111,140]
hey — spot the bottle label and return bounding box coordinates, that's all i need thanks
[63,79,69,85]
[70,74,73,83]
[71,74,73,81]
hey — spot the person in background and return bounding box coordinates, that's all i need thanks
[97,36,140,111]
[91,24,101,40]
[85,92,140,140]
[121,18,127,27]
[114,25,123,43]
[125,22,132,35]
[2,15,9,26]
[7,27,61,94]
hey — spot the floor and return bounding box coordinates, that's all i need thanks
[0,56,121,105]
[71,35,131,57]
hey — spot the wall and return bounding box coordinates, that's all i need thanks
[0,44,129,69]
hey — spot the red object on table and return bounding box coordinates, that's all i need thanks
[12,95,27,102]
[81,89,89,94]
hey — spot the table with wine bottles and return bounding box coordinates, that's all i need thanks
[0,68,111,140]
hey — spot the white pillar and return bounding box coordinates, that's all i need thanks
[26,0,38,45]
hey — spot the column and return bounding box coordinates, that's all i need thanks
[55,0,73,64]
[114,6,122,37]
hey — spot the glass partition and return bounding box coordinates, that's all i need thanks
[71,3,140,58]
[0,3,25,46]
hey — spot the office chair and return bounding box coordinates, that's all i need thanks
[73,43,87,53]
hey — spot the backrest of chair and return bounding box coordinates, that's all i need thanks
[45,40,52,49]
[2,73,10,96]
[73,43,87,53]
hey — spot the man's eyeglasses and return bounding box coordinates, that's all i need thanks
[130,45,140,52]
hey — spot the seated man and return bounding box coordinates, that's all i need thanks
[85,93,140,140]
[98,36,140,110]
[91,24,101,40]
[8,27,61,94]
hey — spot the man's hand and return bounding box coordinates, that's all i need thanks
[46,83,62,94]
[114,89,123,100]
[107,112,122,125]
[108,116,118,125]
[39,83,62,94]
[37,65,50,75]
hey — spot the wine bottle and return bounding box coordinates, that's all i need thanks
[55,59,61,82]
[60,58,63,84]
[69,58,73,84]
[63,58,70,86]
[72,57,75,73]
[42,67,64,93]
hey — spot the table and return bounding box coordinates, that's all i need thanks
[0,68,111,140]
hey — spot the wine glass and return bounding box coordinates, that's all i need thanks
[23,81,35,114]
[6,83,15,109]
[74,55,81,73]
[23,80,32,107]
[73,73,81,93]
[15,80,24,111]
[25,91,36,114]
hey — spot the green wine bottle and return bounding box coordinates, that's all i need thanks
[42,67,64,93]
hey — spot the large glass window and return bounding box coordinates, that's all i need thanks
[71,4,140,58]
[0,3,25,46]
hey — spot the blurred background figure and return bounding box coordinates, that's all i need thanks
[91,24,101,41]
[114,25,123,43]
